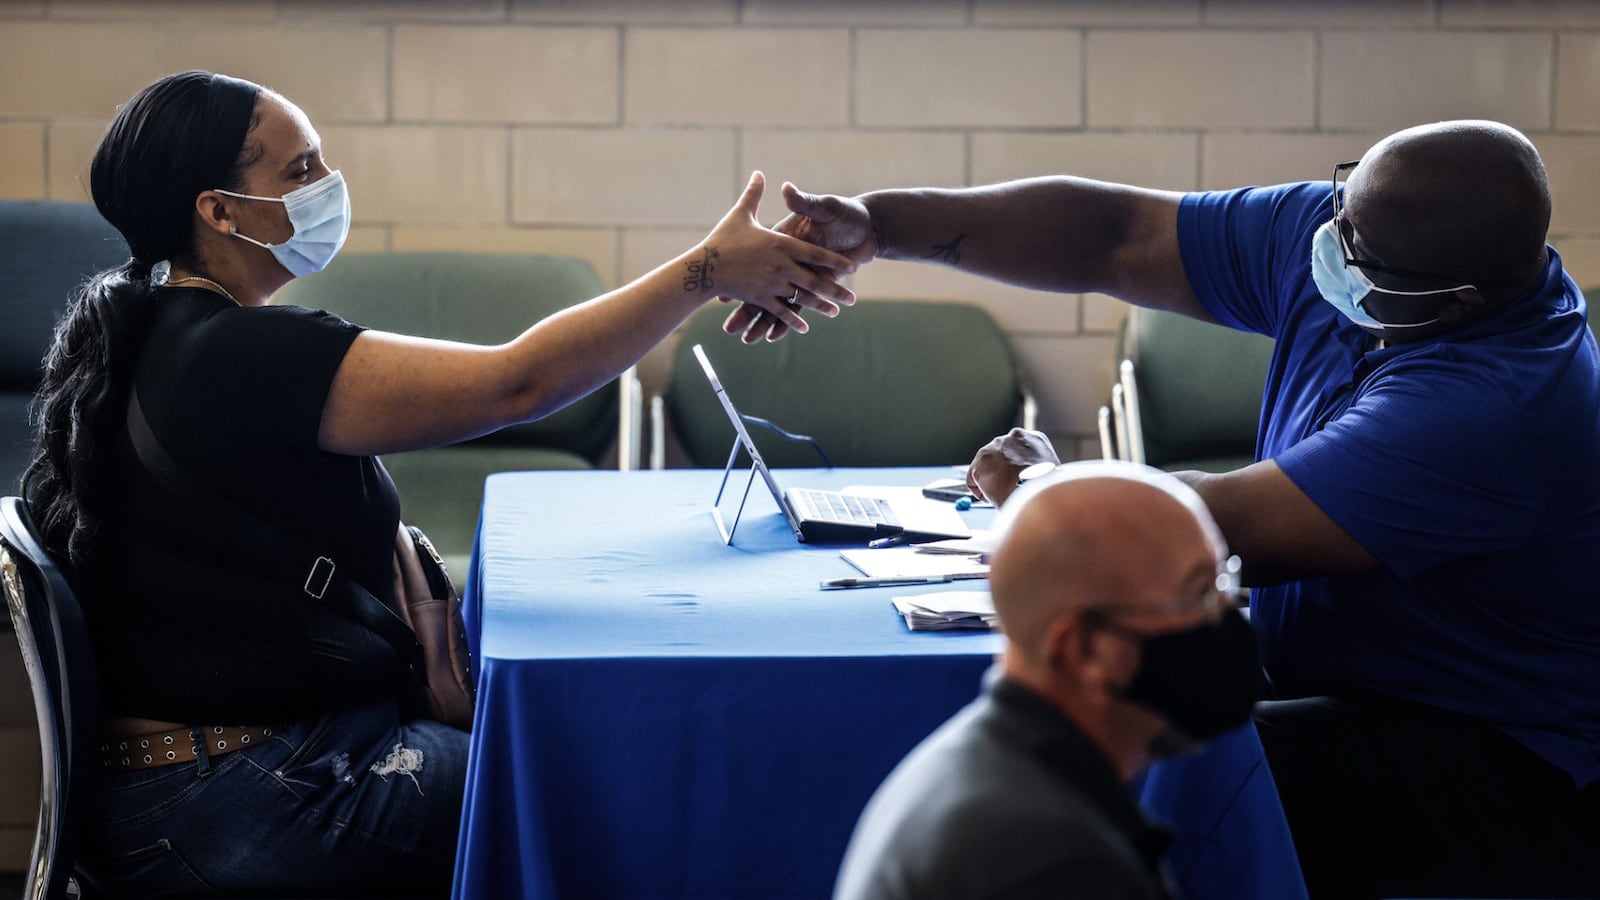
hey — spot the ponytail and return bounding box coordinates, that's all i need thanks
[20,69,262,588]
[22,262,157,583]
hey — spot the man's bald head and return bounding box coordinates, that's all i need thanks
[989,468,1222,664]
[1346,120,1549,291]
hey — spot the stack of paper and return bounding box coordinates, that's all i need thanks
[892,591,998,632]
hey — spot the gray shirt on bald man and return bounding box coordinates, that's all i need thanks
[834,671,1173,900]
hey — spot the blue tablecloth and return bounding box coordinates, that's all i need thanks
[452,468,1305,900]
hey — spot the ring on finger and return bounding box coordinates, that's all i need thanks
[785,290,801,308]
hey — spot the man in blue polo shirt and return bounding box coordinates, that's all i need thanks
[727,120,1600,899]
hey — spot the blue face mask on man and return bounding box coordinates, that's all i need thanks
[1309,217,1469,331]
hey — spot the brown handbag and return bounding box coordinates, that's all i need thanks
[391,525,476,730]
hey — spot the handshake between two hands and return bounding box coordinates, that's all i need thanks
[708,175,1062,510]
[715,178,878,345]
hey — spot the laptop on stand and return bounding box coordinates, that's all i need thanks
[693,343,971,545]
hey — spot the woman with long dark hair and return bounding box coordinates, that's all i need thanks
[24,70,853,897]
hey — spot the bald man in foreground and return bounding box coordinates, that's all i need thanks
[739,120,1600,898]
[833,464,1261,900]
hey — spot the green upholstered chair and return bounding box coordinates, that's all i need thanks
[655,300,1029,469]
[1110,307,1275,473]
[275,252,619,581]
[0,201,130,494]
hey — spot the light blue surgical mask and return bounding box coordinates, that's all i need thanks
[216,170,351,277]
[1310,218,1465,331]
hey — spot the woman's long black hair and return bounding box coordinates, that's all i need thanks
[22,70,262,584]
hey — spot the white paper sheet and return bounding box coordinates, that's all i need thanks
[892,591,997,631]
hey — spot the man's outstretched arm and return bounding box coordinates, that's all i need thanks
[726,177,1214,342]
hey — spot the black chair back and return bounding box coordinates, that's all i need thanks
[0,495,99,900]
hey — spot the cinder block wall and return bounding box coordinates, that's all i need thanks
[1,0,1599,872]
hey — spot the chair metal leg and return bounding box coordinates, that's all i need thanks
[1111,384,1131,463]
[648,395,666,471]
[1118,359,1145,466]
[617,366,642,472]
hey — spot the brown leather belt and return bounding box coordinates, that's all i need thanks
[99,725,277,772]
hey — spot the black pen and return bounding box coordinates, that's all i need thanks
[866,533,915,550]
[819,573,990,590]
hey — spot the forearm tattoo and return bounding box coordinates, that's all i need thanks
[922,233,965,266]
[683,246,718,292]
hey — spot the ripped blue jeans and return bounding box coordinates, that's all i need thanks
[78,695,468,898]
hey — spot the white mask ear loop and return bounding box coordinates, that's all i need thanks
[1361,314,1440,331]
[1366,282,1475,298]
[1343,221,1473,327]
[1346,246,1474,298]
[1357,275,1462,330]
[228,224,277,250]
[216,187,285,249]
[214,188,285,203]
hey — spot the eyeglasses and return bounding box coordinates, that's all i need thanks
[1332,161,1449,284]
[1087,555,1245,626]
[1332,161,1518,289]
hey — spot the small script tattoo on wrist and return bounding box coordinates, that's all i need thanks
[922,233,966,265]
[683,246,719,293]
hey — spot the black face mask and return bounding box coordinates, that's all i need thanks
[1101,607,1263,742]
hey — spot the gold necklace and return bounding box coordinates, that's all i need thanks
[165,275,241,307]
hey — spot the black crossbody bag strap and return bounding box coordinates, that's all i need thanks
[125,390,426,677]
